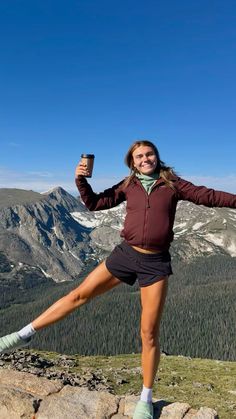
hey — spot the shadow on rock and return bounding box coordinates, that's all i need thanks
[153,400,171,418]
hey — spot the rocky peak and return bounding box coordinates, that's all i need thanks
[0,188,90,281]
[43,186,86,213]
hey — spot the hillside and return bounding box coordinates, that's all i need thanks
[0,254,235,361]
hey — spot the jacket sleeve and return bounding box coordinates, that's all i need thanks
[175,177,236,208]
[75,176,126,211]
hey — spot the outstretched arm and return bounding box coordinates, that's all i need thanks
[175,177,236,208]
[75,161,126,211]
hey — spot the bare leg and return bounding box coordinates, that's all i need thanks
[140,277,168,388]
[32,261,121,330]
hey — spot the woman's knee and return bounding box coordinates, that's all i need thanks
[66,287,89,307]
[141,325,159,349]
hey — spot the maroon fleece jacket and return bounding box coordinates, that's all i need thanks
[75,176,236,251]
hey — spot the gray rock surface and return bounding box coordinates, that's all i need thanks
[0,369,218,419]
[0,386,36,419]
[37,385,119,419]
[0,188,44,209]
[0,187,89,281]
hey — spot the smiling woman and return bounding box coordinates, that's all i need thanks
[132,146,157,175]
[1,139,236,419]
[123,140,175,190]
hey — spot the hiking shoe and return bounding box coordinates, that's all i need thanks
[133,400,153,419]
[0,332,31,353]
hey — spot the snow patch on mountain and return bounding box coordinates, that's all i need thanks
[192,222,205,230]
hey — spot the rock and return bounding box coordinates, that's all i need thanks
[183,408,199,418]
[36,386,120,419]
[0,351,113,392]
[160,402,191,418]
[0,367,219,418]
[0,368,62,396]
[0,386,36,419]
[185,407,218,418]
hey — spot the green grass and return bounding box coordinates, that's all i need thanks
[38,351,236,418]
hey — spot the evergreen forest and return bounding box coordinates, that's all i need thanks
[0,253,235,361]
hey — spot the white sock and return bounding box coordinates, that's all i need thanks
[18,323,36,340]
[140,385,153,403]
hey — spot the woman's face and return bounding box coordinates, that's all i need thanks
[132,145,158,175]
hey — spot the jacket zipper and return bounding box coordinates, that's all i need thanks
[136,179,161,248]
[142,194,150,247]
[142,182,161,247]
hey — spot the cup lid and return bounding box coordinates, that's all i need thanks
[81,154,95,158]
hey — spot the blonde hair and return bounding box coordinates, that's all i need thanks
[124,140,176,188]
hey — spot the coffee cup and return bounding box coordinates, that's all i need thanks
[81,154,95,178]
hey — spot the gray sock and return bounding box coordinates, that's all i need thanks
[18,323,36,340]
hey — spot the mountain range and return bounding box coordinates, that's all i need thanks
[0,186,236,282]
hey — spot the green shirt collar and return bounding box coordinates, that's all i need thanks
[136,172,159,194]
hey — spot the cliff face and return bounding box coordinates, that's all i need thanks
[0,188,89,282]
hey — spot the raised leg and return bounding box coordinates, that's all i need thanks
[32,261,121,330]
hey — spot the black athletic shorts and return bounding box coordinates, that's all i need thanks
[105,241,172,287]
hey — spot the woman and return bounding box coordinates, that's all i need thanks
[1,140,236,419]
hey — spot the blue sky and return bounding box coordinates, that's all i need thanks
[0,0,236,194]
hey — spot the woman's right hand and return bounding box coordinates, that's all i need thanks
[75,161,89,178]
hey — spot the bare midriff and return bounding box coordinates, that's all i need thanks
[131,245,162,254]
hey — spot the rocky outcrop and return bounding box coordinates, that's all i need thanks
[0,351,114,392]
[0,369,218,419]
[0,352,218,418]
